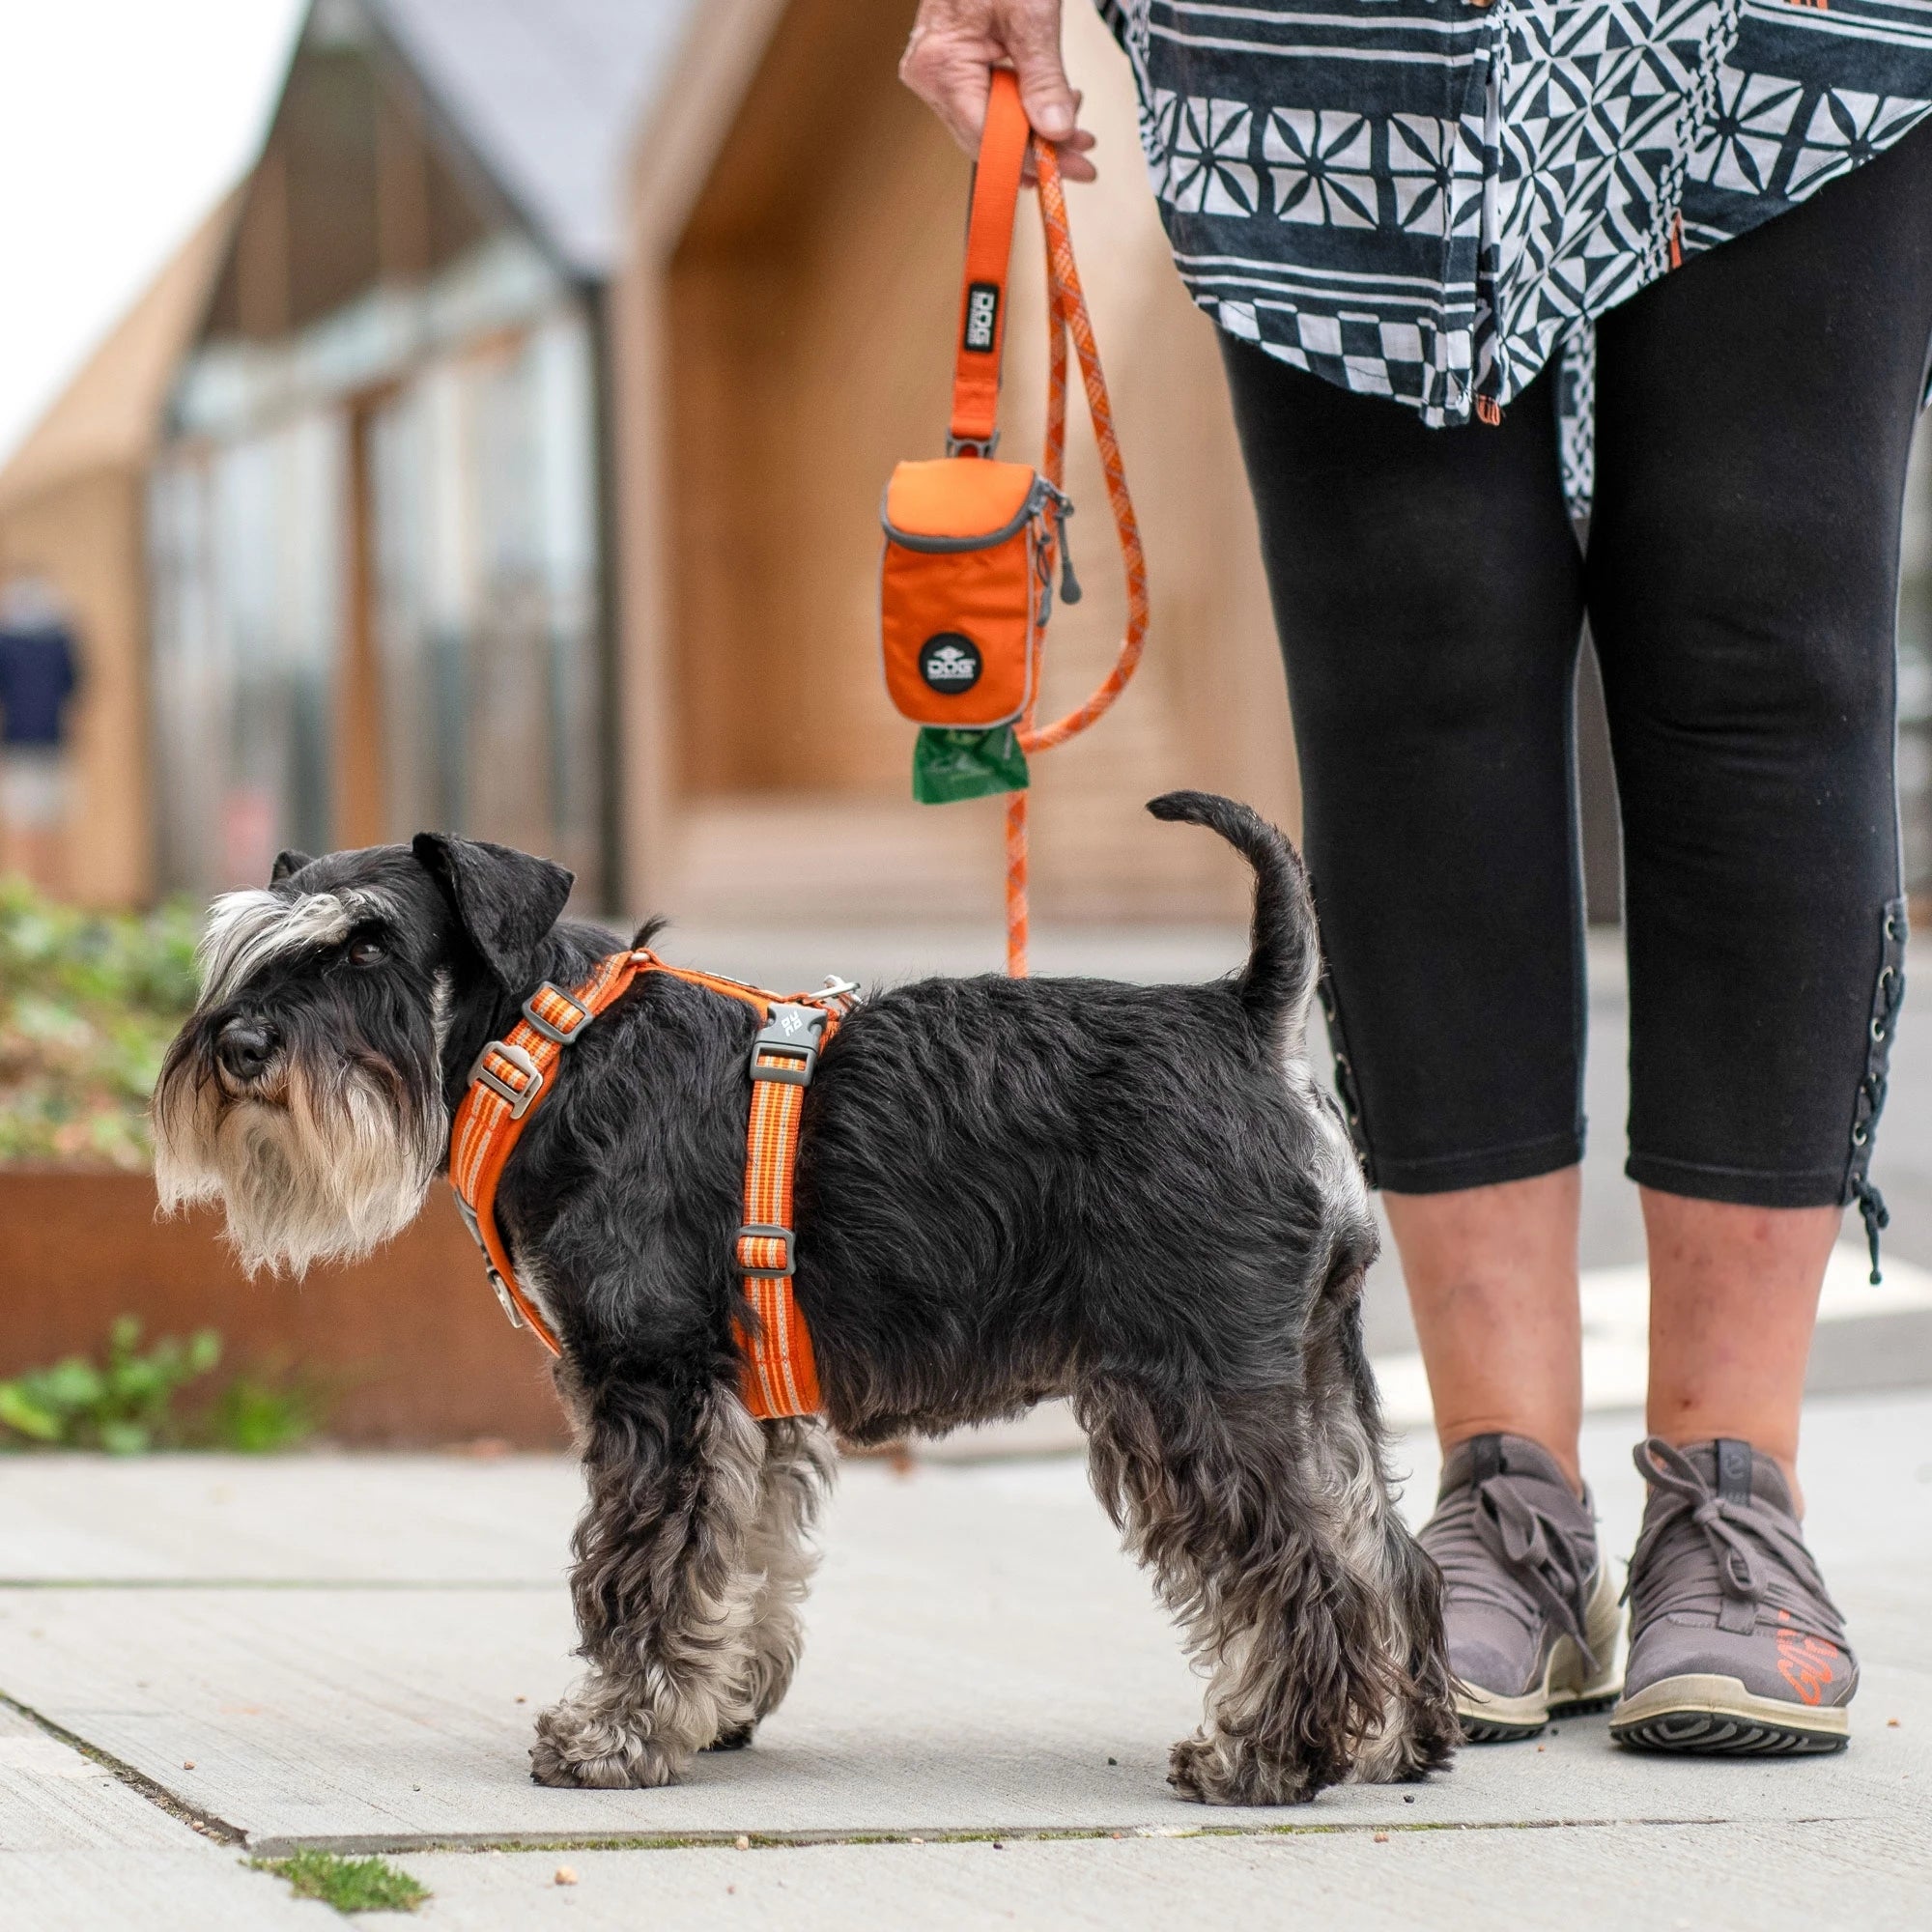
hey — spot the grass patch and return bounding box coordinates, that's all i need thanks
[253,1851,429,1914]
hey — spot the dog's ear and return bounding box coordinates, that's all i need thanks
[411,833,574,989]
[270,849,315,886]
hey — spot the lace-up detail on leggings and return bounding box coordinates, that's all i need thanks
[1626,1439,1848,1652]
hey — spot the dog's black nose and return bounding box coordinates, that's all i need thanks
[216,1017,279,1083]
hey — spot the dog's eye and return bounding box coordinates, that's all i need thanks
[348,937,387,968]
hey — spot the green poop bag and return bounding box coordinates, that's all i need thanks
[911,725,1031,805]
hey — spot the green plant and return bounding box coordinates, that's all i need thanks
[0,1317,220,1453]
[0,1320,328,1454]
[199,1360,325,1453]
[253,1851,429,1915]
[0,877,201,1167]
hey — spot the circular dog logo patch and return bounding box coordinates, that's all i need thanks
[919,633,982,694]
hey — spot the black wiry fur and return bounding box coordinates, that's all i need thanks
[153,792,1456,1803]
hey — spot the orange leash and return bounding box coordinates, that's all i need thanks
[986,92,1148,976]
[447,951,854,1417]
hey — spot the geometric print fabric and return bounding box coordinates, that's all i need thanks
[1098,0,1932,511]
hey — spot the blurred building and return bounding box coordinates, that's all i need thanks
[0,0,1301,919]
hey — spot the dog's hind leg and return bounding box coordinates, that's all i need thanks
[1079,1375,1392,1805]
[531,1380,766,1789]
[706,1415,837,1750]
[1299,1266,1458,1782]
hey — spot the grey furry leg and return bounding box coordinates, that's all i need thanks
[704,1416,836,1750]
[1079,1376,1392,1805]
[1300,1272,1458,1783]
[531,1381,766,1789]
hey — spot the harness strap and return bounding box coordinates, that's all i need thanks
[448,952,643,1354]
[445,949,849,1417]
[948,69,1030,455]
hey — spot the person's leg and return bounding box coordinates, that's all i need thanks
[1587,123,1932,1751]
[1220,345,1619,1740]
[1385,1171,1583,1492]
[1217,339,1588,1481]
[1589,121,1932,1496]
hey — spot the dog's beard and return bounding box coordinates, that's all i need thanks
[154,1047,443,1277]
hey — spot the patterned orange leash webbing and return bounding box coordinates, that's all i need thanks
[447,951,851,1417]
[961,76,1149,977]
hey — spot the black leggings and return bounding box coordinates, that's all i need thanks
[1220,124,1932,1225]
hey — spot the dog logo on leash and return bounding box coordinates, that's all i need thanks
[920,634,982,693]
[963,281,1000,353]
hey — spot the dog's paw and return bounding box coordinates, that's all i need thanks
[704,1722,755,1752]
[1168,1731,1319,1806]
[529,1703,682,1789]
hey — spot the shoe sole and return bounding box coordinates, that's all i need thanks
[1610,1674,1850,1756]
[1456,1564,1624,1745]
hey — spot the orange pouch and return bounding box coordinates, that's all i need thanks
[880,458,1063,728]
[880,69,1064,733]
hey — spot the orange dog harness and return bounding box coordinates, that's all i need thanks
[447,951,854,1418]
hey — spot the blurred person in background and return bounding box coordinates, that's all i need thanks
[904,0,1932,1755]
[0,574,81,895]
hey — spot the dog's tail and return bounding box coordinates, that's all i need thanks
[1146,791,1319,1047]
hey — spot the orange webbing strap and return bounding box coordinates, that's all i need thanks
[950,69,1031,454]
[448,952,645,1355]
[1002,136,1150,976]
[733,1010,838,1419]
[446,948,848,1419]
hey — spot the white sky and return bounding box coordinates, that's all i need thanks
[0,0,307,469]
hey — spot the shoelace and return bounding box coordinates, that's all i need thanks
[1424,1466,1600,1674]
[1625,1438,1846,1643]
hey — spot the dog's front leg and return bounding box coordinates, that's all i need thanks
[706,1415,837,1750]
[531,1379,765,1789]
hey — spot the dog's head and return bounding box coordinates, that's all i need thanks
[153,834,572,1275]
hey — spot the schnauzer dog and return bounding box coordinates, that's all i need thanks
[154,791,1455,1804]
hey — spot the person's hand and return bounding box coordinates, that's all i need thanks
[900,0,1099,182]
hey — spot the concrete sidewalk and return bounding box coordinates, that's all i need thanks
[3,1395,1927,1928]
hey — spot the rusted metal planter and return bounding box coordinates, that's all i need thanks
[0,1169,570,1449]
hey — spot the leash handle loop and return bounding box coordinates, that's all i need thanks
[949,69,1031,454]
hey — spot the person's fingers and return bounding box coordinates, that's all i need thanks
[1003,0,1077,144]
[897,17,995,156]
[900,3,1098,179]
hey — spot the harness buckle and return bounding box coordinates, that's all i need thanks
[468,1038,544,1119]
[750,1005,828,1087]
[736,1222,796,1278]
[946,431,1000,458]
[522,982,593,1045]
[453,1194,526,1330]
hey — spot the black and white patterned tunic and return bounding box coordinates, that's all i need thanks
[1097,1,1932,509]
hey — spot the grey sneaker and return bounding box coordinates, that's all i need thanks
[1419,1434,1623,1743]
[1612,1437,1856,1755]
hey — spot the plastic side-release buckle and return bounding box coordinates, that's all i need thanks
[749,1005,827,1087]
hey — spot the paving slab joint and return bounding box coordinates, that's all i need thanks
[0,1686,247,1847]
[239,1813,1813,1860]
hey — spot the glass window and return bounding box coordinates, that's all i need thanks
[150,414,342,895]
[368,308,603,896]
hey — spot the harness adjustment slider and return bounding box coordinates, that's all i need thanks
[521,981,594,1045]
[468,1038,544,1119]
[736,1222,797,1277]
